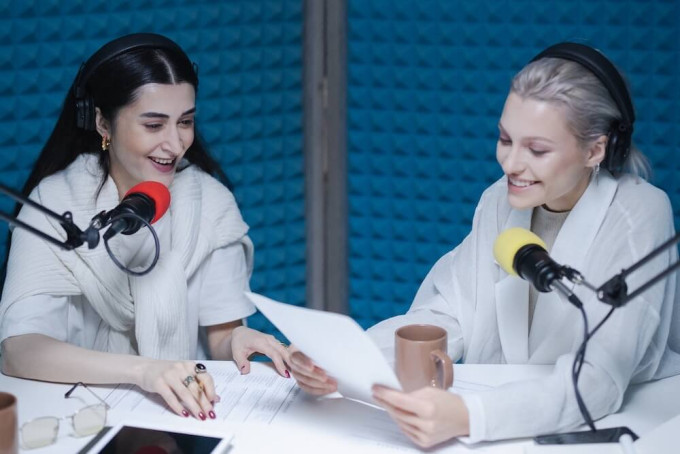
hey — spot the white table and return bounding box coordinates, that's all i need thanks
[1,363,679,453]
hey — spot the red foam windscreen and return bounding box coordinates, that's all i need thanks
[124,181,171,224]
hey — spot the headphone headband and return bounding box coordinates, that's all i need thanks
[530,42,635,172]
[530,42,634,126]
[74,33,195,130]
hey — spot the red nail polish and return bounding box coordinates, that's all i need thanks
[199,412,206,421]
[182,410,189,417]
[209,410,216,419]
[285,370,290,378]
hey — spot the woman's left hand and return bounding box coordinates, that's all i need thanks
[230,326,290,378]
[372,385,470,449]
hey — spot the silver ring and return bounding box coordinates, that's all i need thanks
[182,375,195,387]
[195,363,207,374]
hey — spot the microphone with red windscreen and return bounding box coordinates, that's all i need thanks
[98,181,171,241]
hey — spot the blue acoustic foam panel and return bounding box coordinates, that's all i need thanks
[347,0,680,329]
[0,0,305,339]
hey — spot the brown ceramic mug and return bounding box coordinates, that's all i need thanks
[0,392,18,454]
[395,324,454,392]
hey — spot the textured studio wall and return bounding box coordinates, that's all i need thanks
[0,0,305,334]
[2,0,679,335]
[346,0,680,328]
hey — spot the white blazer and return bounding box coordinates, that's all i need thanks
[368,171,680,442]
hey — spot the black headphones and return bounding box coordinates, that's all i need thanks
[530,42,635,173]
[74,33,195,131]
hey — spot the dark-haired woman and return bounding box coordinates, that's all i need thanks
[0,34,289,421]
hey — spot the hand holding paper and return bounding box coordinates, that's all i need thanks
[245,292,402,405]
[287,347,339,396]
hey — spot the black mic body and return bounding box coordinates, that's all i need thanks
[513,244,563,293]
[494,227,583,308]
[88,181,171,242]
[101,192,156,241]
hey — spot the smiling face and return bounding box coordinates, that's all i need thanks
[496,92,606,212]
[95,82,196,197]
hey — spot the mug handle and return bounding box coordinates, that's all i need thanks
[430,349,454,389]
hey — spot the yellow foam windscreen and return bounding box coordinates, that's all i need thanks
[493,227,547,276]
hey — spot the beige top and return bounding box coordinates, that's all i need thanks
[528,205,570,330]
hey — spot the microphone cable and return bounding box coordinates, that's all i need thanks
[571,304,617,432]
[102,211,160,276]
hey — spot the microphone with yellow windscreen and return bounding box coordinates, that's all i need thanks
[493,227,564,294]
[493,227,548,277]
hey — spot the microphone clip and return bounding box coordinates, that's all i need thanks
[88,210,110,231]
[61,211,100,250]
[597,275,628,307]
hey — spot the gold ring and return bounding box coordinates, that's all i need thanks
[182,375,195,387]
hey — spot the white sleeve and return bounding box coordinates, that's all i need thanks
[461,184,678,442]
[366,184,498,366]
[0,293,70,343]
[196,242,256,326]
[460,355,620,442]
[366,253,464,367]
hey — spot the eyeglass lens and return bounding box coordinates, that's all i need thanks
[21,417,59,449]
[21,403,107,449]
[73,404,107,436]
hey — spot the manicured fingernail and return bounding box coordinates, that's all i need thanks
[182,410,189,417]
[198,412,206,421]
[285,370,290,378]
[209,410,216,419]
[215,395,221,403]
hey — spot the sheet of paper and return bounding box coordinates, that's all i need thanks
[246,291,402,405]
[102,361,297,428]
[238,393,491,454]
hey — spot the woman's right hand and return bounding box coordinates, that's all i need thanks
[288,347,338,395]
[136,359,218,420]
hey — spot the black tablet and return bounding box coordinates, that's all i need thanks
[80,421,232,454]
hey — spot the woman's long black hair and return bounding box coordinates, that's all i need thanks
[22,41,228,197]
[2,36,230,287]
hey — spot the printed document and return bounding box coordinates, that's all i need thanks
[246,291,402,405]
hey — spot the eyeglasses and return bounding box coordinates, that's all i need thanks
[20,382,110,450]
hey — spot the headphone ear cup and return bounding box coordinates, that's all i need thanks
[604,123,632,173]
[76,96,95,131]
[604,129,619,171]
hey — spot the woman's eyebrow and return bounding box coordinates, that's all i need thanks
[139,107,196,119]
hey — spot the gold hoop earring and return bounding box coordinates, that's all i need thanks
[101,136,110,151]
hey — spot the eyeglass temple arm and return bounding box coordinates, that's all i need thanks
[65,382,111,409]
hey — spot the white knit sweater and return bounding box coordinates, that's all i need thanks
[0,154,253,359]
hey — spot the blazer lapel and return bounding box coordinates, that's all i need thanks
[494,206,532,363]
[549,171,618,275]
[529,171,619,360]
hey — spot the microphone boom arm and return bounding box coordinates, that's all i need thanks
[0,183,98,250]
[597,232,680,307]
